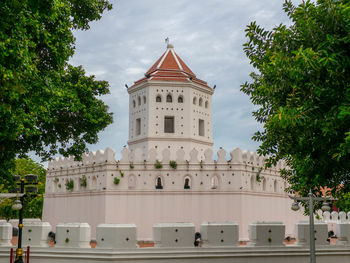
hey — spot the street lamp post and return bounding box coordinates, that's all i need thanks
[11,174,39,263]
[289,189,337,263]
[15,179,24,263]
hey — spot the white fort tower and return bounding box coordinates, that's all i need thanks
[128,43,214,159]
[43,43,306,241]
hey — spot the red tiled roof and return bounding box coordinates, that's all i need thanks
[133,44,211,89]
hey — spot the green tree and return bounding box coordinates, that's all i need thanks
[241,0,350,198]
[335,192,350,212]
[0,0,113,186]
[0,158,46,219]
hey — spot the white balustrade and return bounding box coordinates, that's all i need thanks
[295,221,328,246]
[336,222,350,245]
[22,221,52,247]
[0,220,12,247]
[153,223,195,248]
[200,222,238,247]
[248,222,285,246]
[55,223,91,248]
[96,224,137,249]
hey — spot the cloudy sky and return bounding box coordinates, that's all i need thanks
[68,0,297,160]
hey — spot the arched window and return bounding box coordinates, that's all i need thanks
[53,178,59,192]
[199,97,203,106]
[274,180,277,192]
[211,176,219,189]
[193,97,197,105]
[205,101,209,108]
[90,176,97,190]
[184,177,191,189]
[138,96,141,106]
[166,94,172,102]
[133,100,136,108]
[128,175,136,189]
[178,96,183,103]
[262,178,267,191]
[155,177,163,189]
[156,95,161,102]
[143,96,146,104]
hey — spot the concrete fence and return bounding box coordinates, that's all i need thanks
[1,220,350,263]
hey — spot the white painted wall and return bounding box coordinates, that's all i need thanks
[127,80,214,160]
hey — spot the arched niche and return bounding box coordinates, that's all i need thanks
[128,174,136,189]
[211,175,219,189]
[155,176,163,189]
[184,175,191,189]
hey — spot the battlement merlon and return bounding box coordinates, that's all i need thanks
[47,147,287,172]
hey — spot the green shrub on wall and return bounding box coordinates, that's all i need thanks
[114,177,120,185]
[169,160,177,169]
[80,175,87,187]
[65,179,74,191]
[154,160,162,169]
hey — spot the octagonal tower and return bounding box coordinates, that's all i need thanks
[127,43,214,159]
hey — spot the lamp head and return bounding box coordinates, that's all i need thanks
[291,201,300,211]
[24,174,38,183]
[12,199,22,210]
[321,201,331,212]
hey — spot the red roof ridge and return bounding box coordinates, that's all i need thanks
[132,44,211,89]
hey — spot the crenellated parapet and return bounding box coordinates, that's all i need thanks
[45,147,288,195]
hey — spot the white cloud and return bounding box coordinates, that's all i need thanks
[125,67,145,75]
[55,0,300,160]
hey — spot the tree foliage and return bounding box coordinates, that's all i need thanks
[0,0,113,185]
[0,158,46,220]
[241,0,350,197]
[335,192,350,212]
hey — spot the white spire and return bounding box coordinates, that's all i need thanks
[165,37,174,48]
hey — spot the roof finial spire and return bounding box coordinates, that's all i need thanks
[165,37,174,48]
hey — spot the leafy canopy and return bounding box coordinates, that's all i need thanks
[0,158,46,220]
[0,0,113,185]
[241,0,350,197]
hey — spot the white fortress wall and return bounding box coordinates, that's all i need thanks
[43,147,307,240]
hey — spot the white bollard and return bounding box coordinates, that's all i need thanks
[22,221,52,247]
[336,222,350,245]
[96,224,137,249]
[0,220,12,246]
[295,221,328,246]
[55,223,91,248]
[153,223,195,248]
[200,222,238,247]
[248,222,285,246]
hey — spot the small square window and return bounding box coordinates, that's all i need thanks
[136,118,141,135]
[164,116,174,133]
[199,119,204,136]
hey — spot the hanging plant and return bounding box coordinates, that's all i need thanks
[80,175,87,187]
[154,160,162,169]
[130,163,134,169]
[169,160,177,169]
[119,170,124,177]
[114,177,120,185]
[65,179,74,191]
[256,168,263,182]
[54,178,59,183]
